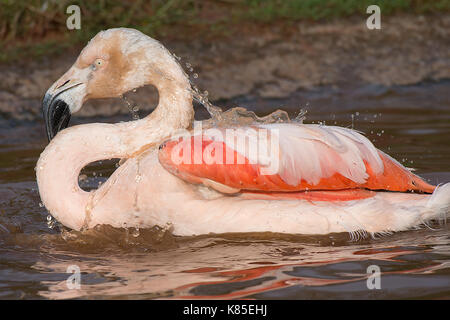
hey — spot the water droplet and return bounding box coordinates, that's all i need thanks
[193,73,198,79]
[132,228,140,238]
[39,202,44,208]
[47,215,52,221]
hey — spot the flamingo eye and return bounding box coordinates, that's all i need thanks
[91,59,104,70]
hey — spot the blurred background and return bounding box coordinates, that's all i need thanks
[0,1,449,299]
[0,0,449,120]
[1,0,447,57]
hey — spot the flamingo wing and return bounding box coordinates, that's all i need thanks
[158,123,435,195]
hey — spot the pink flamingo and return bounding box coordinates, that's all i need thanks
[37,28,449,236]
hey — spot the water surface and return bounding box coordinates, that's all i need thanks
[0,81,449,299]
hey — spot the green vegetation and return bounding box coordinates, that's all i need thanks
[0,0,448,62]
[239,0,449,21]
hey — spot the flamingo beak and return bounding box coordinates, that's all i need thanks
[42,93,71,141]
[42,67,89,141]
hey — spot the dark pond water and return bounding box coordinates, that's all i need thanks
[0,81,449,299]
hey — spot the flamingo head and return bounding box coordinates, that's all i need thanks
[42,28,180,141]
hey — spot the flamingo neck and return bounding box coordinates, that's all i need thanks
[37,59,194,230]
[125,66,194,153]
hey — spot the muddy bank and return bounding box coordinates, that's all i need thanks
[0,14,449,121]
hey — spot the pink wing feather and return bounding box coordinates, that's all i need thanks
[158,123,435,194]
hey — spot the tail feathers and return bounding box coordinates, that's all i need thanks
[424,182,450,221]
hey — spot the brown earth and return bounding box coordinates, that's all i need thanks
[0,13,449,121]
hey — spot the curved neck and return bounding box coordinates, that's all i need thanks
[126,67,194,152]
[37,59,193,230]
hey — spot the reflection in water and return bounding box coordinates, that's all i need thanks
[0,82,449,299]
[33,228,449,299]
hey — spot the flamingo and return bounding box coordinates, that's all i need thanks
[37,28,449,237]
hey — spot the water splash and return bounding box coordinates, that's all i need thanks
[122,95,140,121]
[294,109,307,122]
[190,82,302,128]
[132,228,140,238]
[135,174,142,183]
[46,214,57,229]
[173,50,300,128]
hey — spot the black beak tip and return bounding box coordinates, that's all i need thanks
[42,93,71,141]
